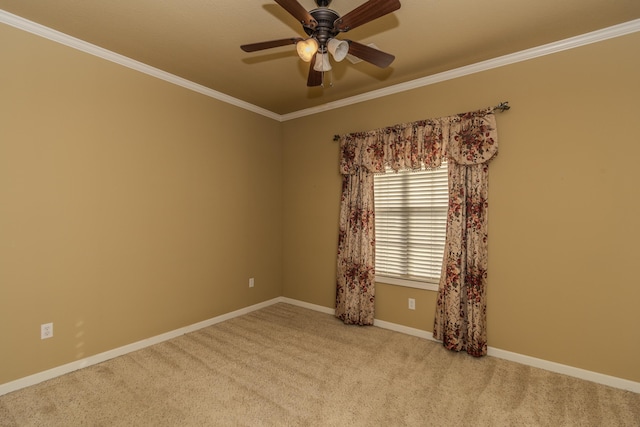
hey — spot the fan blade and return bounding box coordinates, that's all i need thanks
[334,0,401,32]
[275,0,317,29]
[241,38,303,52]
[307,56,323,87]
[346,40,395,68]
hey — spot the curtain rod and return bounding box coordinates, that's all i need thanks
[333,101,511,141]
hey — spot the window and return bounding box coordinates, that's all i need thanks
[373,164,448,291]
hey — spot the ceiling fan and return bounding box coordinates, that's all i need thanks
[241,0,401,87]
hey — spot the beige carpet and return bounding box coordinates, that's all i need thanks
[1,303,638,426]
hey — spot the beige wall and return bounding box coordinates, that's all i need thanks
[2,20,639,387]
[0,24,283,384]
[282,32,640,382]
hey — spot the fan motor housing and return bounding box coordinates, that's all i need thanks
[305,7,340,48]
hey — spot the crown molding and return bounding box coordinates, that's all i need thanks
[0,9,281,121]
[2,9,639,122]
[280,18,640,121]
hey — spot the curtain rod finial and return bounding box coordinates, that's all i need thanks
[494,101,510,112]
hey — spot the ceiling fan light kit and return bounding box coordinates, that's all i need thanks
[313,52,333,72]
[327,38,349,62]
[296,38,319,62]
[241,0,401,87]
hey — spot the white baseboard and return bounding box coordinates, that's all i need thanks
[283,298,639,394]
[0,298,282,397]
[485,347,640,394]
[373,318,436,342]
[2,297,638,396]
[279,297,335,315]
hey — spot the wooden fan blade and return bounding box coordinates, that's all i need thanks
[346,40,395,68]
[241,38,303,52]
[334,0,401,32]
[275,0,317,29]
[307,56,323,87]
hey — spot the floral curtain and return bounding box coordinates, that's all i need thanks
[335,108,498,355]
[335,166,376,325]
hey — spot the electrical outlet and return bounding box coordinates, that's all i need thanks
[41,323,53,339]
[408,298,416,310]
[249,278,255,288]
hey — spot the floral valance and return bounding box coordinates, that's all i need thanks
[339,107,498,175]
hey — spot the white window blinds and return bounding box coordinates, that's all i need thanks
[374,164,449,285]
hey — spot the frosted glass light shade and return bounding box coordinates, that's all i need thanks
[313,53,332,72]
[327,38,349,62]
[296,38,319,62]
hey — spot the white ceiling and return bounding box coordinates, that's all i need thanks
[1,0,639,115]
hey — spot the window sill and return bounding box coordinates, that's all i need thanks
[374,276,439,291]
